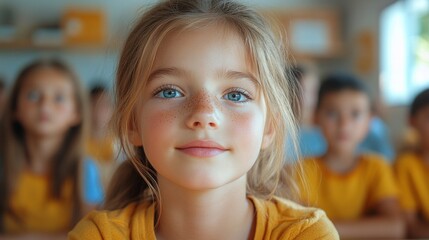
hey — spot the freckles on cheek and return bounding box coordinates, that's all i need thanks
[230,110,265,148]
[138,103,178,148]
[141,106,178,141]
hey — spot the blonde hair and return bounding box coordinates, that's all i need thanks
[105,0,301,210]
[0,59,89,231]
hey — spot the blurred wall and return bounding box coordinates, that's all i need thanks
[0,0,342,89]
[0,0,160,89]
[341,0,406,149]
[0,0,406,148]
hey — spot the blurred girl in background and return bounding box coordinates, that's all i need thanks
[0,59,103,239]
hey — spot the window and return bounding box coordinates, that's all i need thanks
[380,0,429,105]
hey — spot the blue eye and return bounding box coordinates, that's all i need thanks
[155,88,183,99]
[224,91,249,102]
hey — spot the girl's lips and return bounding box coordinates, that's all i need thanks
[38,114,51,122]
[177,147,226,158]
[176,140,227,158]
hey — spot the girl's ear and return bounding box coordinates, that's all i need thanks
[261,120,275,149]
[129,130,143,146]
[128,120,143,146]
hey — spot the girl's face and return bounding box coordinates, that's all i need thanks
[15,68,79,138]
[131,24,273,191]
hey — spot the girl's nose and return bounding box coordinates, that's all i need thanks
[37,95,55,114]
[38,95,50,109]
[185,92,220,130]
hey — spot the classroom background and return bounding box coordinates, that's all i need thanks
[1,0,426,152]
[0,0,428,238]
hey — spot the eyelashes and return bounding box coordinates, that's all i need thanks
[152,85,184,99]
[151,85,254,103]
[222,87,253,103]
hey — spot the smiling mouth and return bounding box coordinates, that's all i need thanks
[176,140,228,158]
[38,115,51,122]
[176,147,227,158]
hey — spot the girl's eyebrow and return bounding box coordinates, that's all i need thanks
[148,67,259,88]
[147,67,186,83]
[221,70,260,88]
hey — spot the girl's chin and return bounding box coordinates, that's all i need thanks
[160,173,246,192]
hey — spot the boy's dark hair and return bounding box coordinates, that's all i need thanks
[410,88,429,117]
[316,73,370,109]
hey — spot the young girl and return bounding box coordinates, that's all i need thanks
[69,0,339,239]
[0,59,103,239]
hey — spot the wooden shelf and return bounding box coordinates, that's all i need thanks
[0,40,121,52]
[262,8,343,60]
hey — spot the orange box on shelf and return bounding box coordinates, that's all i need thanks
[62,8,106,45]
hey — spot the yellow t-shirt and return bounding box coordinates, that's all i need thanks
[297,154,398,220]
[86,136,115,163]
[86,136,117,189]
[394,152,429,220]
[68,196,339,239]
[4,170,74,233]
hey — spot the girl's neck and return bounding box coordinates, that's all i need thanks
[323,148,358,173]
[156,175,255,240]
[25,133,65,174]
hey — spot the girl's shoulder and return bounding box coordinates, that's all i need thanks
[250,196,339,239]
[68,201,155,240]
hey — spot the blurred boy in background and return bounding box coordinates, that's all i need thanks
[291,66,394,161]
[395,88,429,238]
[297,73,405,239]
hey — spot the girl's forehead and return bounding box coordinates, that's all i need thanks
[26,67,68,80]
[152,23,256,76]
[21,68,74,90]
[162,22,244,50]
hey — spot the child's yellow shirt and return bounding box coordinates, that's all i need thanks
[394,152,429,220]
[297,154,398,220]
[68,196,339,239]
[4,170,73,233]
[86,136,115,163]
